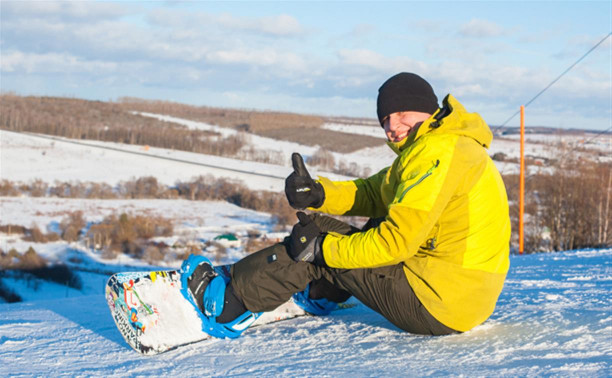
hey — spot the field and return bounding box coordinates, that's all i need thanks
[0,95,610,375]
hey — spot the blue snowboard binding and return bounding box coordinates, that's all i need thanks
[180,254,261,339]
[292,282,338,316]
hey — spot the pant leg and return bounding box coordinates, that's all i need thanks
[231,242,316,312]
[231,214,457,335]
[318,264,457,335]
[230,213,356,311]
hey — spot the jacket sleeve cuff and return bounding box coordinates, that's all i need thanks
[313,235,328,267]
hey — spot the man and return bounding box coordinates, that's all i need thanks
[181,72,511,337]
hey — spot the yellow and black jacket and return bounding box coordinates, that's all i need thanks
[315,94,511,332]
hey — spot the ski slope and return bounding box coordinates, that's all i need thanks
[2,114,607,192]
[5,115,592,191]
[1,114,611,375]
[0,129,352,192]
[0,248,610,376]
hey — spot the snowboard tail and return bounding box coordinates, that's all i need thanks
[106,271,181,354]
[105,267,354,355]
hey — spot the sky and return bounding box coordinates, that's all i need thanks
[1,1,610,130]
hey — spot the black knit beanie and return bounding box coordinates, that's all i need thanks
[376,73,439,126]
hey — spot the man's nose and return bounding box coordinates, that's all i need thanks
[387,115,401,131]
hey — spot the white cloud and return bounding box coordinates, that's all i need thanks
[0,51,118,74]
[0,2,608,129]
[205,48,309,74]
[452,84,487,98]
[147,8,304,38]
[336,49,429,76]
[459,19,504,38]
[146,8,210,28]
[336,49,387,70]
[350,23,376,37]
[553,33,612,61]
[217,13,304,37]
[1,1,127,22]
[260,14,304,36]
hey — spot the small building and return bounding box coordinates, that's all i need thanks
[213,233,241,248]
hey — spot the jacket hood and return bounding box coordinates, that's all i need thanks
[387,94,493,154]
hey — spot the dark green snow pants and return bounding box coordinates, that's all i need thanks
[230,214,457,336]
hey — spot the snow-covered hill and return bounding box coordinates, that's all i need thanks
[6,115,607,190]
[1,248,610,376]
[1,114,611,376]
[0,196,282,276]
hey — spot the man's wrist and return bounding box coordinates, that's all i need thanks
[311,182,325,208]
[313,234,328,267]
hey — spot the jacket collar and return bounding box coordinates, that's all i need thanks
[386,94,492,155]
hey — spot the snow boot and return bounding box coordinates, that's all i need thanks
[180,254,261,339]
[292,279,351,316]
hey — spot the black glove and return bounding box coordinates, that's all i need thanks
[285,153,325,210]
[286,212,327,266]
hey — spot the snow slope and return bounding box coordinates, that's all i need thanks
[4,114,606,189]
[0,129,353,192]
[323,122,611,175]
[5,114,579,190]
[0,197,279,270]
[0,248,610,376]
[2,113,611,375]
[0,130,288,191]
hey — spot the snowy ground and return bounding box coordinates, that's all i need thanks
[1,114,610,375]
[0,197,610,375]
[324,121,611,175]
[0,197,280,271]
[3,115,607,189]
[0,248,609,376]
[0,129,287,192]
[0,128,354,192]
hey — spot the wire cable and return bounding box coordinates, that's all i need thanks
[582,125,612,145]
[495,32,612,132]
[1,129,288,181]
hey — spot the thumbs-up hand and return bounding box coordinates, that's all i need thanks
[284,153,325,209]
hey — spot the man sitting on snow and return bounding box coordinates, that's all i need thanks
[181,72,511,337]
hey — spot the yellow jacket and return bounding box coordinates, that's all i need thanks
[316,95,510,332]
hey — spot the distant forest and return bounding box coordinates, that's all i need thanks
[0,94,384,155]
[0,93,609,252]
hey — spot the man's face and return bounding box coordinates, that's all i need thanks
[382,111,432,143]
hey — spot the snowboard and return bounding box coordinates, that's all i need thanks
[105,266,353,355]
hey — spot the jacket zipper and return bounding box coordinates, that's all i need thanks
[398,159,440,202]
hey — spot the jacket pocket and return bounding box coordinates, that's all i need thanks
[398,159,440,203]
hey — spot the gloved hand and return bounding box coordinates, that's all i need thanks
[286,212,327,266]
[285,153,325,210]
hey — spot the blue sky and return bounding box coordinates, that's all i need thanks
[1,1,610,130]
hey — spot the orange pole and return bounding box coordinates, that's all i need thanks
[519,105,525,254]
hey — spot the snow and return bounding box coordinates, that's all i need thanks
[0,129,352,192]
[115,271,211,351]
[0,196,280,269]
[326,121,611,175]
[9,114,602,191]
[105,269,311,354]
[135,112,239,138]
[1,113,611,375]
[1,129,286,191]
[323,122,387,139]
[0,197,274,236]
[0,249,610,376]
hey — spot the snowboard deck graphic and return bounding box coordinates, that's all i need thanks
[105,267,355,355]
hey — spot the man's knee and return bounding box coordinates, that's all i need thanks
[230,243,316,312]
